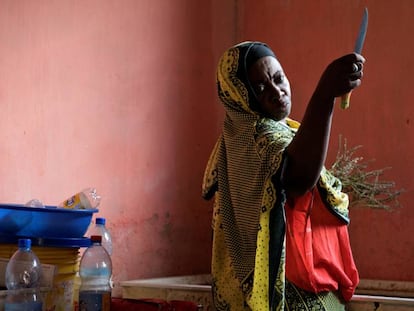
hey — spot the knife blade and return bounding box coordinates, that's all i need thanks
[341,7,368,109]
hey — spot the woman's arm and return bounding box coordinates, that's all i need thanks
[282,53,365,197]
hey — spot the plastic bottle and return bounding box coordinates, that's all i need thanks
[24,199,45,208]
[89,217,113,256]
[79,235,112,311]
[59,187,101,209]
[5,238,43,311]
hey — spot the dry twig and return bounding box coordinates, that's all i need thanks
[329,136,403,210]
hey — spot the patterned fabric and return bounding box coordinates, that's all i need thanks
[285,281,346,311]
[202,42,353,311]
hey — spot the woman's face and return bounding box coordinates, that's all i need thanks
[248,56,291,122]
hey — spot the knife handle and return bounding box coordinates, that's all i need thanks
[340,91,352,109]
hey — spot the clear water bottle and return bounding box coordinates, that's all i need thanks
[59,187,101,209]
[5,239,43,311]
[89,217,113,256]
[79,235,112,311]
[24,199,45,208]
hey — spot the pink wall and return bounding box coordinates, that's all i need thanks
[0,0,412,297]
[239,0,414,281]
[0,0,235,295]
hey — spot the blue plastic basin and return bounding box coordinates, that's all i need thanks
[0,204,98,238]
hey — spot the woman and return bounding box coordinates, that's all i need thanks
[202,41,364,310]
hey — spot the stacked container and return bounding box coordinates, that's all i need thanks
[0,203,98,311]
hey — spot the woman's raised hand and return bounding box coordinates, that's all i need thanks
[315,53,366,103]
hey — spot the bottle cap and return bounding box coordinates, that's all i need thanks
[90,235,102,243]
[96,217,106,225]
[18,238,31,249]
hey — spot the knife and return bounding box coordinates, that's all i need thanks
[340,7,368,109]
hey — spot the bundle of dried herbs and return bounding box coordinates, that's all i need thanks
[329,136,403,210]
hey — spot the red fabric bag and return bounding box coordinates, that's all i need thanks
[284,189,359,301]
